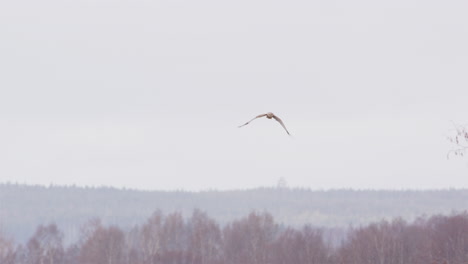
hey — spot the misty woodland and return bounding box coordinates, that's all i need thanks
[1,210,468,264]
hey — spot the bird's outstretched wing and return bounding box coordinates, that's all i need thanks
[238,113,267,128]
[272,115,291,135]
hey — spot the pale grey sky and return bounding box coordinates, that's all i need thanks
[1,0,467,190]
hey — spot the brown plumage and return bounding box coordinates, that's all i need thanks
[239,112,291,135]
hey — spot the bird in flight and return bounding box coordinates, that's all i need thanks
[239,112,291,135]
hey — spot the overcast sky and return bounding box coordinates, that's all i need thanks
[1,0,467,190]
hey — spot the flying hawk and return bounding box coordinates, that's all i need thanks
[239,112,291,135]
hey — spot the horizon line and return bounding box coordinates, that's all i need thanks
[1,181,467,193]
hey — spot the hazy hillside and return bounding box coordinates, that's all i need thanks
[1,183,468,243]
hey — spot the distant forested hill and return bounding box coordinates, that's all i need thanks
[1,183,468,243]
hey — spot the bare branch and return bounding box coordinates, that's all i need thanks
[447,122,468,159]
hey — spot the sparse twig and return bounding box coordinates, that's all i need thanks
[447,122,468,159]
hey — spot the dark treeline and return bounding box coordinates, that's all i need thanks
[1,210,468,264]
[3,183,468,244]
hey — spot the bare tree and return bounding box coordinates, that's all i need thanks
[160,212,188,264]
[270,226,330,264]
[400,218,432,264]
[126,226,144,264]
[270,228,304,264]
[302,226,330,264]
[140,210,164,264]
[27,223,64,264]
[223,211,277,264]
[188,209,222,264]
[428,213,468,264]
[79,224,126,264]
[0,231,15,264]
[337,219,408,264]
